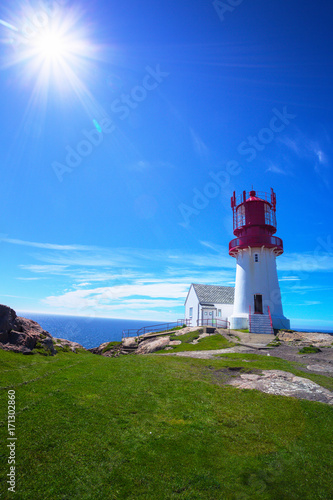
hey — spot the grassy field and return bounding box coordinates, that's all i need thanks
[1,349,333,499]
[157,331,236,353]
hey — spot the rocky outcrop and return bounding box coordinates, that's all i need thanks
[54,338,85,353]
[88,341,122,357]
[0,304,85,355]
[135,336,170,354]
[278,331,333,347]
[0,304,54,355]
[0,305,17,344]
[228,370,333,405]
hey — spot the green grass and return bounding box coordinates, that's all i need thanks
[170,330,202,343]
[102,341,121,353]
[157,332,236,353]
[1,349,333,499]
[298,345,322,354]
[267,341,281,347]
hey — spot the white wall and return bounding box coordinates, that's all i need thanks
[185,285,199,326]
[229,247,290,330]
[185,286,234,326]
[212,303,233,322]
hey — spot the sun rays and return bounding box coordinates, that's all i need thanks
[0,2,106,123]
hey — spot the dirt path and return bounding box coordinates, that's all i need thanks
[162,328,333,378]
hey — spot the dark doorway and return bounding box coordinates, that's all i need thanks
[254,294,263,314]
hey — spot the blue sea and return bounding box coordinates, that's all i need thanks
[17,312,333,349]
[17,312,160,349]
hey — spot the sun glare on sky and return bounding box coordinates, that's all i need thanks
[0,2,104,120]
[35,31,68,59]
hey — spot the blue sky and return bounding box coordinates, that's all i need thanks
[0,0,332,330]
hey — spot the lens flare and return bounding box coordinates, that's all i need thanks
[0,3,105,120]
[36,31,67,59]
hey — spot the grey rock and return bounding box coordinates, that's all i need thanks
[0,304,17,343]
[228,370,333,405]
[279,331,333,347]
[42,337,56,355]
[0,342,33,355]
[307,364,333,373]
[0,304,86,356]
[136,336,170,354]
[123,337,138,348]
[54,338,84,351]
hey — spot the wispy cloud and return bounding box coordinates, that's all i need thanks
[6,234,333,319]
[1,237,94,251]
[190,128,209,158]
[265,162,290,176]
[279,276,301,281]
[277,129,331,187]
[15,277,46,281]
[42,282,190,320]
[20,265,69,274]
[278,252,333,272]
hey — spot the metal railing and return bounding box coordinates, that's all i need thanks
[267,306,274,334]
[196,318,230,332]
[234,190,273,206]
[249,305,251,332]
[122,319,191,340]
[229,235,283,254]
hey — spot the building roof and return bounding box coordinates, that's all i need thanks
[192,283,234,305]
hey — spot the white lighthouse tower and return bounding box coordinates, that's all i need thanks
[229,188,290,334]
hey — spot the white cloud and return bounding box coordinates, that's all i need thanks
[20,265,69,274]
[277,131,331,187]
[190,127,209,158]
[1,237,94,251]
[265,163,290,175]
[15,277,46,281]
[278,252,333,272]
[42,282,189,320]
[279,276,301,281]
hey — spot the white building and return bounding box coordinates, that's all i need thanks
[184,284,234,327]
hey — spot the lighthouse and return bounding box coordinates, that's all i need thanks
[229,188,290,333]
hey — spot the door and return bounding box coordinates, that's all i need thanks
[202,309,216,325]
[254,294,263,314]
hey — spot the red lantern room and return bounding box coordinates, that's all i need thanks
[229,188,283,257]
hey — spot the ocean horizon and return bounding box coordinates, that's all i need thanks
[17,311,333,349]
[18,312,163,349]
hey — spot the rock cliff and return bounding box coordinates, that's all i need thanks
[0,304,84,355]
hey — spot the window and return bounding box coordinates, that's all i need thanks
[218,309,221,317]
[254,253,259,263]
[189,307,193,318]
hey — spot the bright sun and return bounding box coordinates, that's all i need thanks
[0,5,98,90]
[0,4,105,125]
[36,32,67,59]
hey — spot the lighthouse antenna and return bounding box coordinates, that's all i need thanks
[271,188,276,211]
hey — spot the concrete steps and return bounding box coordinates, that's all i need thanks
[249,314,273,335]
